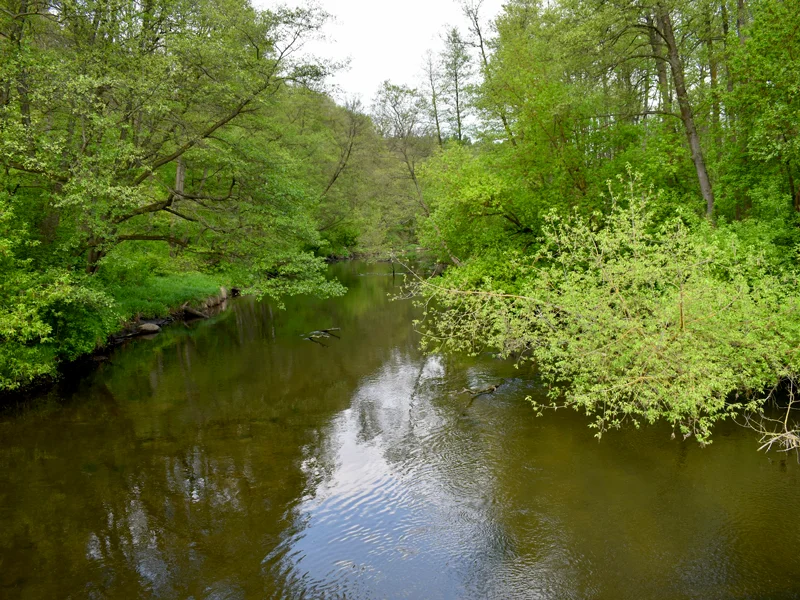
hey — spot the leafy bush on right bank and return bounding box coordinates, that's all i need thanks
[415,175,800,446]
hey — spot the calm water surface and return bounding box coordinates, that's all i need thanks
[1,262,799,599]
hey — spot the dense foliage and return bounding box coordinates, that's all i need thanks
[0,0,419,389]
[415,174,800,444]
[406,0,800,446]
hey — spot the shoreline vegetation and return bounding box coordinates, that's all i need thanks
[0,247,432,401]
[2,0,800,448]
[0,271,226,398]
[0,252,422,400]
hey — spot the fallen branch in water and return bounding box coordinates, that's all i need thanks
[736,376,800,460]
[183,304,209,319]
[459,383,503,398]
[302,327,341,346]
[459,382,505,413]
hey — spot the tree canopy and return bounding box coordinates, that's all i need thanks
[407,0,800,448]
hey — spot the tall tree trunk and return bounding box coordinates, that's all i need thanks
[705,15,720,149]
[454,72,463,142]
[736,0,747,44]
[10,0,35,154]
[425,54,444,147]
[86,246,104,274]
[721,2,734,94]
[786,163,797,211]
[442,27,471,145]
[657,8,715,217]
[431,90,443,148]
[646,16,671,114]
[463,1,517,146]
[706,22,719,128]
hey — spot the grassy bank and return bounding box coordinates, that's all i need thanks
[107,273,223,321]
[0,272,223,394]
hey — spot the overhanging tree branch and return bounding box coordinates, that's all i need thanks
[134,82,274,185]
[116,234,189,247]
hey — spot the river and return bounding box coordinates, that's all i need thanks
[1,261,798,599]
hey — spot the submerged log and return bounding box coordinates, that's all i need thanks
[303,327,341,341]
[459,382,505,414]
[459,383,503,398]
[183,305,209,319]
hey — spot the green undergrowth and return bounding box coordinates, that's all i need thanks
[0,269,223,394]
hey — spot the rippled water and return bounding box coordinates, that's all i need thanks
[1,262,799,599]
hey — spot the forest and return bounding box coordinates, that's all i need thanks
[2,0,799,447]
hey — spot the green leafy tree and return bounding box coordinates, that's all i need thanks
[414,173,800,445]
[0,0,370,390]
[0,0,334,285]
[728,0,800,211]
[439,27,473,143]
[372,81,463,264]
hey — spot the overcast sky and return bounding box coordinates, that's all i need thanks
[254,0,506,103]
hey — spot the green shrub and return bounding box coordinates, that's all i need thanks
[1,197,223,391]
[319,225,361,258]
[416,173,800,444]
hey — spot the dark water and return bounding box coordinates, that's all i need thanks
[1,262,799,599]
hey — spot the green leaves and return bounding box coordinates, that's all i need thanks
[418,144,535,259]
[727,0,800,209]
[0,194,115,388]
[0,0,360,391]
[417,173,800,444]
[405,0,800,447]
[1,0,335,271]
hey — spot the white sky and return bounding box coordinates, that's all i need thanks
[253,0,506,103]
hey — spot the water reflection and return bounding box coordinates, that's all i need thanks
[266,353,501,598]
[1,262,799,599]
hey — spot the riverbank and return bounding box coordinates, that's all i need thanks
[2,252,433,400]
[0,272,232,400]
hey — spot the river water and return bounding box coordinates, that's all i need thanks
[1,262,799,599]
